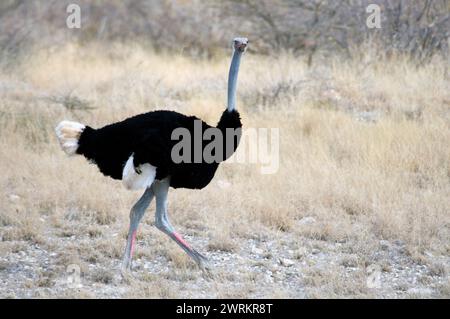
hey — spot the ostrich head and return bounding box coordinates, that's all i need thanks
[233,37,248,53]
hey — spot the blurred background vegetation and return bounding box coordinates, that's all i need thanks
[1,0,449,67]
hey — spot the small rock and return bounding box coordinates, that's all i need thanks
[356,111,380,123]
[297,216,316,226]
[380,240,390,250]
[269,264,279,272]
[264,274,273,283]
[294,248,307,259]
[279,258,295,267]
[252,247,264,255]
[407,288,433,296]
[8,194,20,202]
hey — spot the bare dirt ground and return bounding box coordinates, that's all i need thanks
[0,219,449,298]
[0,45,449,298]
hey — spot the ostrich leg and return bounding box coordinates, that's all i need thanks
[121,187,154,272]
[152,178,209,271]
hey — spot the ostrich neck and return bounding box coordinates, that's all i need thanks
[227,50,242,112]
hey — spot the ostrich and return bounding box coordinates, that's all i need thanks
[55,38,248,273]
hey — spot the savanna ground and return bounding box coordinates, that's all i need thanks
[0,44,449,298]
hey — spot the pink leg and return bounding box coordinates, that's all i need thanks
[130,230,137,258]
[165,229,207,267]
[172,232,192,250]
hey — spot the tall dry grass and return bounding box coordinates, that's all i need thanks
[0,43,449,297]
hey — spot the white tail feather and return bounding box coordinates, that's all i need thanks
[55,120,85,156]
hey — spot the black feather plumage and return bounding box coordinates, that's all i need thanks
[76,109,242,189]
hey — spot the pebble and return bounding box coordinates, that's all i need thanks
[8,194,20,202]
[407,288,433,296]
[279,258,295,267]
[297,216,316,226]
[252,247,264,255]
[380,240,390,250]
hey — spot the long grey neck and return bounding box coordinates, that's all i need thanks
[227,49,242,112]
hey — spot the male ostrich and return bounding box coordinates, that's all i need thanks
[55,38,248,272]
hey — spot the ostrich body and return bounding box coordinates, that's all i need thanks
[55,38,248,272]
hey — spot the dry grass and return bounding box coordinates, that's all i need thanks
[0,43,449,298]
